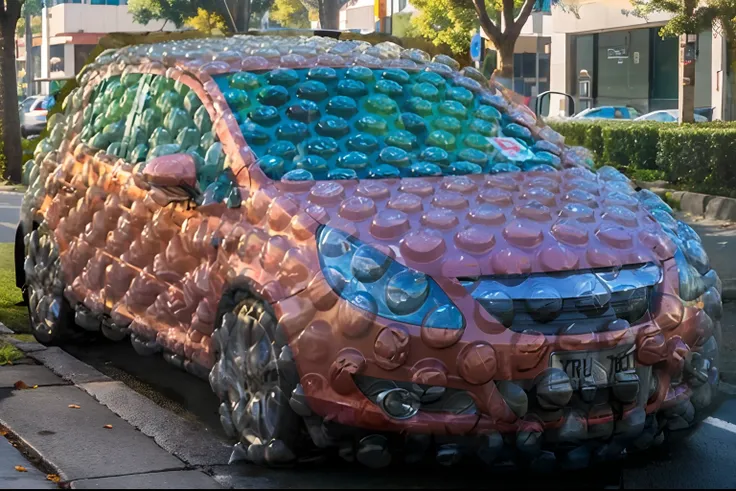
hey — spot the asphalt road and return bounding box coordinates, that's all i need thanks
[5,196,736,488]
[0,191,22,243]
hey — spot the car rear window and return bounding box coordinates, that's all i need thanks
[215,67,563,181]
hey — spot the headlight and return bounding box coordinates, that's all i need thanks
[317,225,464,329]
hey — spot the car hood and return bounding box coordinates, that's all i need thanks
[274,166,676,279]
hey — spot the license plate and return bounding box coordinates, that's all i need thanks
[549,345,636,390]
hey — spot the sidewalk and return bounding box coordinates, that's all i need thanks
[0,330,225,489]
[0,420,57,490]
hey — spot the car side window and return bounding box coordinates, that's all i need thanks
[81,74,232,202]
[22,98,36,112]
[584,109,601,118]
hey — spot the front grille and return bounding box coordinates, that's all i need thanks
[464,263,661,335]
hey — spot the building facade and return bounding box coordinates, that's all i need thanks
[20,0,174,95]
[548,0,728,119]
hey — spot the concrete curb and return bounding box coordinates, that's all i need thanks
[635,180,736,300]
[635,180,736,222]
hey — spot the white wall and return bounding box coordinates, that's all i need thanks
[48,4,172,37]
[63,43,75,77]
[550,0,671,34]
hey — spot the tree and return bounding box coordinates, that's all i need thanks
[0,0,24,183]
[408,0,550,82]
[128,0,273,33]
[299,0,351,29]
[409,0,481,54]
[15,15,40,37]
[270,0,310,28]
[186,7,229,34]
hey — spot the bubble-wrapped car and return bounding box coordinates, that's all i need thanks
[16,33,722,471]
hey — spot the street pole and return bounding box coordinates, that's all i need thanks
[25,11,33,97]
[678,33,696,123]
[40,0,50,96]
[535,35,541,100]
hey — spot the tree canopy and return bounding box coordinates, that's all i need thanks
[127,0,204,28]
[270,0,310,28]
[128,0,273,32]
[185,7,229,34]
[408,0,482,54]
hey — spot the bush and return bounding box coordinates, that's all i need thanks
[547,121,605,160]
[550,119,736,198]
[21,138,36,163]
[601,123,660,170]
[658,126,736,198]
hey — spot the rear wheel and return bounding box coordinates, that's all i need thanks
[24,225,82,345]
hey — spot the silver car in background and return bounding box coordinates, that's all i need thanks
[635,109,709,123]
[19,95,54,137]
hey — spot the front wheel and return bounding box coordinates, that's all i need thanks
[209,292,308,465]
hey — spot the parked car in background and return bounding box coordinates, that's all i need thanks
[572,106,641,120]
[19,95,54,137]
[635,109,709,123]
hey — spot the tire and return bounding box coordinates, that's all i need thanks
[24,225,84,345]
[209,290,308,466]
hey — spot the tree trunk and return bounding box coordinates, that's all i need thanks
[232,0,251,32]
[317,2,326,29]
[321,0,339,30]
[0,17,23,183]
[495,37,515,89]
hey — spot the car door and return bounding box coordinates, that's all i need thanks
[49,70,237,368]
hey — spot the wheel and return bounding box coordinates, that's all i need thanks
[20,126,27,139]
[209,291,308,466]
[24,225,83,345]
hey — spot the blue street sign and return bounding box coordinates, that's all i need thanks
[470,33,482,62]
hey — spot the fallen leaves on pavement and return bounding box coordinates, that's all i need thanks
[46,474,60,483]
[13,381,28,390]
[14,466,27,473]
[103,425,113,429]
[68,404,80,409]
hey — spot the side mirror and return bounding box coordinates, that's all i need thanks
[141,154,201,204]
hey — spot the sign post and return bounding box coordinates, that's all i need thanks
[470,32,483,69]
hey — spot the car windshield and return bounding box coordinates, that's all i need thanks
[216,68,562,181]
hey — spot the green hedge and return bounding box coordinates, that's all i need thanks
[549,120,736,198]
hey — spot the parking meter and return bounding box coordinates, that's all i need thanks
[578,69,592,111]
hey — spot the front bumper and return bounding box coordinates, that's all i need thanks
[273,257,719,440]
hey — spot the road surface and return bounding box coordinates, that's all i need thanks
[0,192,21,243]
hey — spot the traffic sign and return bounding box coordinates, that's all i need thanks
[470,33,482,62]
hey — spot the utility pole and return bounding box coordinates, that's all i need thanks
[678,32,696,123]
[25,10,33,97]
[40,0,49,95]
[678,0,697,124]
